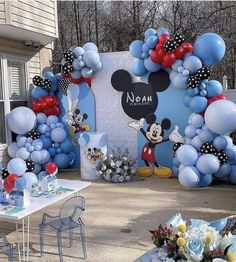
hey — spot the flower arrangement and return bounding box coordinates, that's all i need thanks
[96,147,137,183]
[150,214,236,262]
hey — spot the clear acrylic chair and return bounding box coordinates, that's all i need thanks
[0,233,13,262]
[39,196,87,262]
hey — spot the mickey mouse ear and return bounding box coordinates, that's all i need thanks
[146,113,156,124]
[148,69,170,92]
[111,70,132,92]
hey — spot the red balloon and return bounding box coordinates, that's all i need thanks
[182,42,193,53]
[46,162,58,175]
[61,72,71,79]
[4,174,18,193]
[158,34,170,44]
[162,53,176,68]
[174,46,185,60]
[208,94,226,106]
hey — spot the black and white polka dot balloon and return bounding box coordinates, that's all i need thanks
[216,151,228,165]
[43,79,52,90]
[173,33,185,46]
[64,50,74,64]
[0,168,9,180]
[196,67,211,80]
[59,78,71,96]
[187,75,200,89]
[25,160,35,172]
[173,142,183,153]
[62,62,73,75]
[33,75,44,86]
[27,129,40,140]
[200,143,216,155]
[164,39,177,53]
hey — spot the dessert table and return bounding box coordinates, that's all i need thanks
[0,179,91,262]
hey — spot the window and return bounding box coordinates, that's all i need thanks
[0,58,28,144]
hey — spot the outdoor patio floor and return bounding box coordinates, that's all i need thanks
[1,171,236,262]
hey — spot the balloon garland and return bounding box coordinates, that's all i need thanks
[130,28,236,188]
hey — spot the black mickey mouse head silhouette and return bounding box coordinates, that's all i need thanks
[111,69,170,120]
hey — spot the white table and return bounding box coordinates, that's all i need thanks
[0,179,91,262]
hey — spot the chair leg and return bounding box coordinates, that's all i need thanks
[57,231,63,262]
[80,224,87,259]
[69,228,73,247]
[8,244,14,262]
[39,225,45,257]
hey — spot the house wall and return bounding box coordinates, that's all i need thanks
[0,1,6,24]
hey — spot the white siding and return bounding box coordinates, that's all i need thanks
[0,1,5,24]
[0,145,9,168]
[27,53,41,83]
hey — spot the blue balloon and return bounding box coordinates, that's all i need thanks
[176,145,198,166]
[23,172,38,192]
[7,107,36,135]
[145,28,157,38]
[32,139,43,151]
[178,166,200,188]
[229,166,236,184]
[183,55,202,74]
[189,96,208,113]
[173,157,180,167]
[129,40,144,59]
[185,125,197,138]
[15,177,27,190]
[142,43,149,52]
[48,147,57,157]
[7,158,27,176]
[206,80,222,98]
[172,60,183,71]
[17,136,27,147]
[16,147,30,160]
[170,71,178,81]
[199,129,214,143]
[38,124,48,135]
[46,115,58,125]
[81,67,93,78]
[27,146,34,153]
[193,33,225,65]
[82,42,98,52]
[210,217,228,232]
[56,148,62,154]
[200,90,207,97]
[144,57,160,72]
[172,74,188,89]
[78,82,90,100]
[72,58,83,71]
[38,171,47,181]
[7,142,20,158]
[225,148,235,162]
[205,100,236,135]
[37,113,47,124]
[141,52,149,59]
[198,174,213,187]
[157,28,169,37]
[187,88,199,97]
[131,59,147,76]
[51,128,66,143]
[190,135,202,151]
[191,114,204,128]
[60,139,73,153]
[146,35,158,49]
[40,135,52,149]
[83,50,100,69]
[54,153,70,169]
[172,166,179,177]
[196,154,220,174]
[213,136,227,151]
[214,163,231,178]
[68,152,76,166]
[31,86,48,99]
[34,163,41,174]
[73,46,85,57]
[183,95,191,107]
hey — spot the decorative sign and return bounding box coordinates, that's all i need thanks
[111,69,170,120]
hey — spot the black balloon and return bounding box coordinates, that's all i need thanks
[187,75,200,89]
[43,79,52,90]
[196,66,211,80]
[59,78,71,96]
[164,39,177,53]
[173,33,185,46]
[62,62,73,75]
[33,75,44,86]
[173,142,183,154]
[0,168,9,180]
[25,160,35,172]
[64,50,74,64]
[200,143,216,155]
[216,151,228,165]
[27,129,40,140]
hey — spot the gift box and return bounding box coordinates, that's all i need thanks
[8,190,30,207]
[40,175,58,192]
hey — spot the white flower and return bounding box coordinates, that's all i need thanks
[101,165,107,171]
[166,213,186,232]
[212,259,227,262]
[125,175,131,181]
[124,165,128,170]
[116,168,122,173]
[118,176,125,183]
[116,161,122,167]
[106,169,112,175]
[123,156,128,161]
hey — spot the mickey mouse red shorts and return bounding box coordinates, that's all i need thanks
[141,144,156,163]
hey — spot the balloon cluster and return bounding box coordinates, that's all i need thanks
[129,28,193,76]
[0,158,38,193]
[61,42,102,83]
[32,95,60,116]
[170,33,236,187]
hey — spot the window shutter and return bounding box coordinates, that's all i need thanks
[8,61,26,100]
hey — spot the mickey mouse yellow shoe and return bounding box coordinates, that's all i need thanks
[136,166,153,177]
[154,166,172,178]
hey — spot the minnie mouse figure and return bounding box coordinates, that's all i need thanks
[129,113,184,177]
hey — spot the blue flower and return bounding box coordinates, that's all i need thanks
[186,239,204,261]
